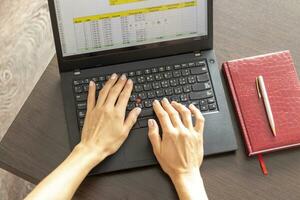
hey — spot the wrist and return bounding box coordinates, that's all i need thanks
[170,169,202,185]
[72,143,106,168]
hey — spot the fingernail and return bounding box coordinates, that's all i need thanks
[111,73,117,80]
[153,100,158,105]
[120,74,127,80]
[135,107,142,115]
[127,79,133,85]
[89,81,94,86]
[148,119,154,127]
[189,104,195,108]
[163,97,169,103]
[171,101,176,105]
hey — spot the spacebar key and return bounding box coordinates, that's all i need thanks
[140,108,154,118]
[190,90,214,100]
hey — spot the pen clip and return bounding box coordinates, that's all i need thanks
[256,77,262,99]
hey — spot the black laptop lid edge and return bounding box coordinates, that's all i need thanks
[47,0,213,73]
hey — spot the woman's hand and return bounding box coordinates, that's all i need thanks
[148,98,207,200]
[78,73,141,165]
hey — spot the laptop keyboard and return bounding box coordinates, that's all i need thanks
[73,59,218,131]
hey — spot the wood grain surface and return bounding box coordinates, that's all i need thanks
[0,0,54,199]
[1,0,300,199]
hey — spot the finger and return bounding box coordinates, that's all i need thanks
[115,79,133,112]
[153,100,174,133]
[148,119,161,156]
[189,104,205,134]
[97,73,118,107]
[87,81,96,113]
[161,98,181,127]
[105,74,127,107]
[124,107,142,133]
[171,101,193,129]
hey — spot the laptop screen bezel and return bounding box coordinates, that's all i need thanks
[48,0,213,73]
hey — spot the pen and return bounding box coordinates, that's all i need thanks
[256,76,277,136]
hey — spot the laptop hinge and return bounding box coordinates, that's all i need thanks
[74,69,81,76]
[194,51,202,57]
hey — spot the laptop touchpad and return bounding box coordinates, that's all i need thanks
[125,130,155,162]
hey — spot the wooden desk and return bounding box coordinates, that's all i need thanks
[1,0,300,199]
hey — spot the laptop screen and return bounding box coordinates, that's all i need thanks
[54,0,208,57]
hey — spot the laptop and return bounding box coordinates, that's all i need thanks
[48,0,237,174]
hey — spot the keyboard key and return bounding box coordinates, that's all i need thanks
[170,79,179,87]
[99,76,105,81]
[181,63,188,68]
[196,74,210,82]
[83,85,89,92]
[146,75,154,82]
[136,70,142,75]
[83,78,90,84]
[208,97,215,104]
[182,69,190,76]
[92,77,99,82]
[77,102,87,110]
[137,76,146,83]
[188,76,196,84]
[75,93,87,101]
[161,80,170,88]
[144,100,153,108]
[191,67,208,75]
[74,86,83,93]
[174,87,183,94]
[170,95,180,102]
[166,66,172,71]
[200,105,209,112]
[144,69,151,74]
[209,103,217,110]
[192,82,211,91]
[155,74,163,81]
[127,103,135,111]
[152,82,161,89]
[196,61,206,66]
[199,99,207,106]
[180,94,189,102]
[183,85,192,93]
[140,108,154,117]
[163,72,172,79]
[174,64,181,69]
[79,119,84,127]
[159,66,165,72]
[147,91,156,99]
[143,83,152,91]
[78,110,86,118]
[189,90,214,100]
[137,92,147,100]
[130,94,137,102]
[188,62,196,67]
[179,77,187,85]
[73,80,83,86]
[165,88,173,96]
[173,70,181,77]
[152,68,158,73]
[135,85,143,92]
[128,71,135,77]
[156,89,165,97]
[138,119,148,128]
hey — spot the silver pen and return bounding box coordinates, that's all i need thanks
[256,75,277,136]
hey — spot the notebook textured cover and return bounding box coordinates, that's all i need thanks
[223,50,300,156]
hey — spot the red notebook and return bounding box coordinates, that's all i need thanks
[223,51,300,173]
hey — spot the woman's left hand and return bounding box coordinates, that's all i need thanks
[77,73,141,165]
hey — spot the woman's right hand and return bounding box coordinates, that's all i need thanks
[148,98,208,200]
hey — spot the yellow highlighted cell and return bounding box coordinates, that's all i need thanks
[73,1,197,24]
[110,0,144,5]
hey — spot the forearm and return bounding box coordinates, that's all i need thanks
[25,144,102,200]
[170,170,208,200]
